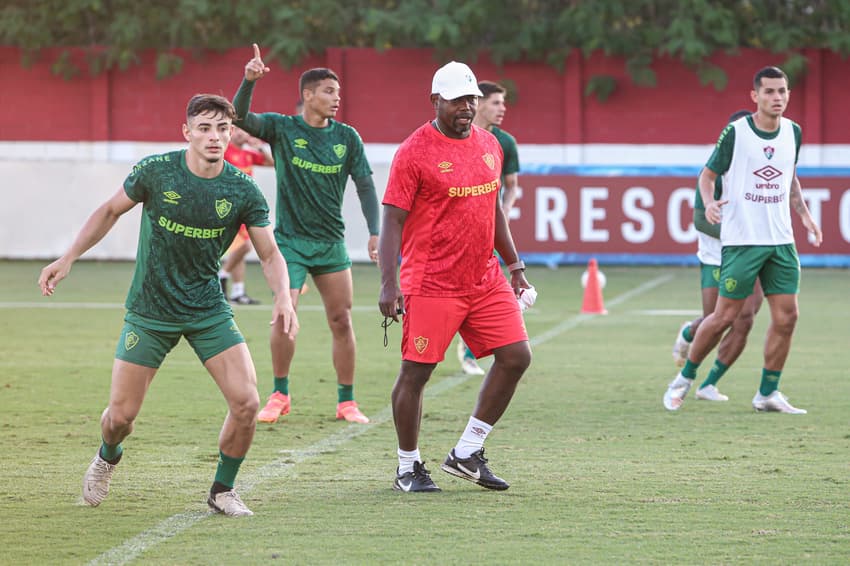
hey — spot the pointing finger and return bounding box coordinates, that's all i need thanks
[253,43,261,60]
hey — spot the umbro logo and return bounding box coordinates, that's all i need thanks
[294,138,308,149]
[438,161,453,174]
[163,191,181,205]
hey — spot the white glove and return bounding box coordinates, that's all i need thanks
[517,286,537,311]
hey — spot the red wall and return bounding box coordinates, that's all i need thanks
[2,46,849,144]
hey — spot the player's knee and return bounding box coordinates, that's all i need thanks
[734,312,757,334]
[232,391,260,423]
[498,342,531,376]
[774,308,798,333]
[327,310,354,334]
[104,406,136,433]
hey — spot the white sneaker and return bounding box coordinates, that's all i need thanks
[456,339,467,366]
[663,373,693,411]
[672,321,691,367]
[83,452,117,506]
[752,391,807,414]
[457,339,485,375]
[695,384,729,402]
[461,357,485,376]
[208,490,254,516]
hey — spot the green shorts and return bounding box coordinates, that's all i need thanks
[719,244,800,299]
[115,312,245,368]
[278,236,351,289]
[700,262,721,289]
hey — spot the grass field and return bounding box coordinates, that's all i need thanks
[1,260,848,565]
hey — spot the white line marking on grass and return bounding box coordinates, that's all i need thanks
[0,302,372,312]
[88,275,672,565]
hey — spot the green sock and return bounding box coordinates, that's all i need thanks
[274,376,289,396]
[214,451,245,489]
[338,383,354,403]
[700,360,729,389]
[681,359,700,380]
[464,345,475,359]
[759,369,782,396]
[99,439,123,463]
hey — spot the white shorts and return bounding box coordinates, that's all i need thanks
[696,232,721,266]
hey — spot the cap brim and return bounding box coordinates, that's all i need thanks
[438,86,484,100]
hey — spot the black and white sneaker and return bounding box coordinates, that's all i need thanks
[441,448,509,490]
[393,461,441,492]
[230,294,260,305]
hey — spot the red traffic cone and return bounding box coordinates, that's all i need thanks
[580,258,608,315]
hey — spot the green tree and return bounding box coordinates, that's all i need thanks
[2,0,848,93]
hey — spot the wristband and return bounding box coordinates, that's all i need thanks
[507,260,525,273]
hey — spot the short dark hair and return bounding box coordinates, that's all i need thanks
[728,109,750,123]
[300,68,340,95]
[478,80,506,99]
[186,94,235,121]
[753,66,788,90]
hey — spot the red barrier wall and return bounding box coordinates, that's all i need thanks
[2,46,849,144]
[511,176,849,256]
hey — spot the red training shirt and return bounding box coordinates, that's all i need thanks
[383,122,504,297]
[224,144,268,176]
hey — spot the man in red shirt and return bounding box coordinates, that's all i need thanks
[220,126,274,304]
[378,61,532,492]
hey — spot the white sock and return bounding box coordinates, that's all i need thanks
[453,416,493,459]
[397,448,420,474]
[672,373,693,387]
[218,269,230,279]
[230,282,245,298]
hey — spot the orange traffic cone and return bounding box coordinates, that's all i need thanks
[580,258,608,315]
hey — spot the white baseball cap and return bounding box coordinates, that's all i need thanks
[431,61,483,100]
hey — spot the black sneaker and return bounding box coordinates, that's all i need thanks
[230,294,260,305]
[440,448,509,490]
[393,461,441,492]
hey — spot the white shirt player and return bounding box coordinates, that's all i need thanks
[705,115,800,247]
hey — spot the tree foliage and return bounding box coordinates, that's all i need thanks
[2,0,849,91]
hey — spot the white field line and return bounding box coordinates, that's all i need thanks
[87,275,672,566]
[0,302,373,312]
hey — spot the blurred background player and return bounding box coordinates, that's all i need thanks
[457,80,522,376]
[219,126,274,305]
[235,44,380,424]
[668,110,765,405]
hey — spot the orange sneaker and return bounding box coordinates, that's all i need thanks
[336,400,369,424]
[257,392,291,423]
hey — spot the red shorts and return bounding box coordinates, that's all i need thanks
[400,279,528,364]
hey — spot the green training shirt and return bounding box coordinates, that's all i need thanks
[123,150,270,322]
[234,81,374,243]
[491,126,519,178]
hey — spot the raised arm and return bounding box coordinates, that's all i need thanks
[233,43,271,137]
[38,188,137,296]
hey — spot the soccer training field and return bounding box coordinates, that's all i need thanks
[1,260,847,564]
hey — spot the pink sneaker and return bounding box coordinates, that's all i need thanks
[257,392,291,423]
[336,400,369,424]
